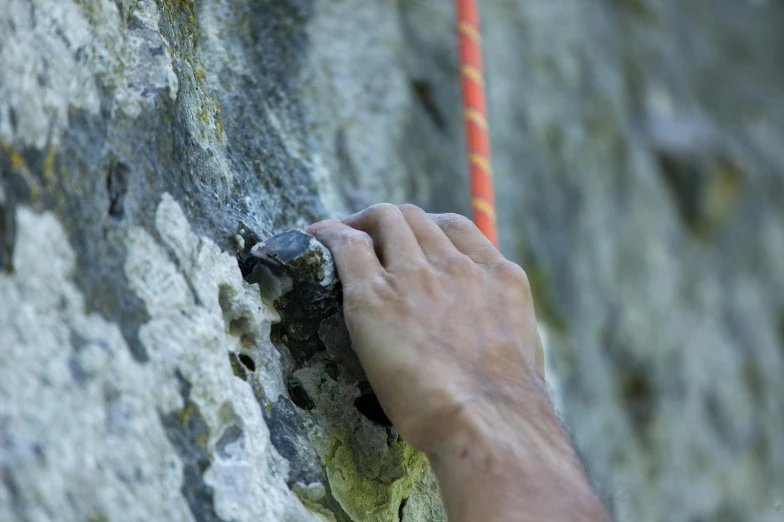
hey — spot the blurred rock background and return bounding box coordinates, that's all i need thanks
[2,0,783,521]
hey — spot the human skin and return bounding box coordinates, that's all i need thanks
[307,203,611,522]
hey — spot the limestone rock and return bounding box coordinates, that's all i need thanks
[2,0,784,521]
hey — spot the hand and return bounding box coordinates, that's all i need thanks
[308,204,610,522]
[307,204,544,452]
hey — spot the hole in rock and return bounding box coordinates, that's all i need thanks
[106,159,129,220]
[228,353,247,380]
[238,354,256,372]
[398,497,408,521]
[229,317,250,337]
[288,381,315,411]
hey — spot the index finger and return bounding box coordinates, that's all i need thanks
[306,220,384,285]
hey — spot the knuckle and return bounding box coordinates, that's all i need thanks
[406,258,436,277]
[361,203,407,232]
[338,228,373,248]
[442,254,483,283]
[494,261,530,290]
[437,213,476,232]
[366,203,403,220]
[367,272,399,301]
[443,213,473,226]
[342,282,378,313]
[354,232,375,250]
[343,272,398,307]
[444,253,475,273]
[398,203,425,217]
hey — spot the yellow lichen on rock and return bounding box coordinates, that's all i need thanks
[325,432,430,522]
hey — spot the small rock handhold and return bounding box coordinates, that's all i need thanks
[243,229,371,414]
[245,229,337,302]
[243,230,344,367]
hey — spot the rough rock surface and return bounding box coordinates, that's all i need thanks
[1,1,783,521]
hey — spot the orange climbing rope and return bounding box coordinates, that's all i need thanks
[455,0,498,247]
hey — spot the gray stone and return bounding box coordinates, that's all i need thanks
[2,0,784,521]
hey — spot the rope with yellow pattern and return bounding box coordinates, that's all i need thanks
[455,0,498,247]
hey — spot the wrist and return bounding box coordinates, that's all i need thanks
[426,377,573,465]
[424,375,610,521]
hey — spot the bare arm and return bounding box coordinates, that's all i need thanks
[307,204,610,522]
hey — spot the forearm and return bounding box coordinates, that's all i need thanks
[426,380,611,522]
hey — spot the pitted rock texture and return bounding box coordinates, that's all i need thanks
[2,0,784,521]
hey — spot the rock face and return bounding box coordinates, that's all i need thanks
[1,1,783,521]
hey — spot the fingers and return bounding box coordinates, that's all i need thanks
[428,213,504,265]
[397,204,458,263]
[343,204,425,269]
[311,206,503,279]
[306,220,383,285]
